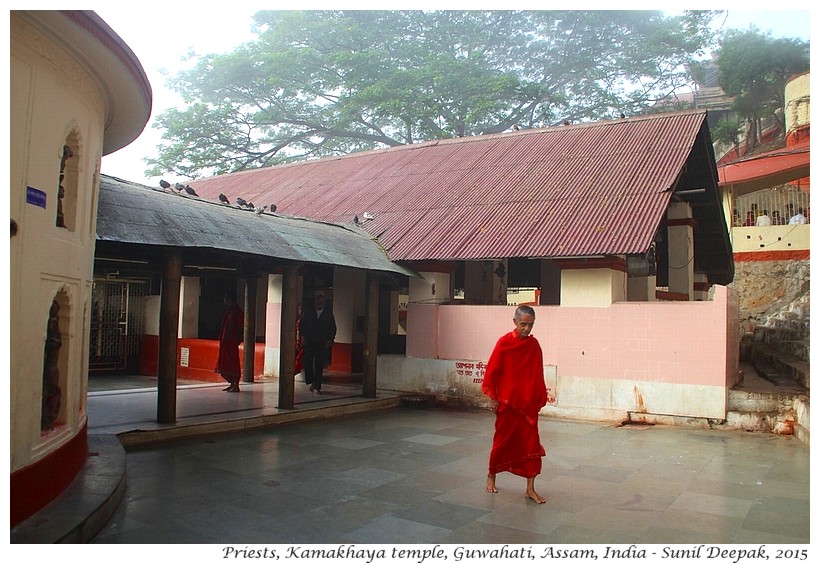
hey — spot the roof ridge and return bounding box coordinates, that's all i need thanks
[195,109,709,181]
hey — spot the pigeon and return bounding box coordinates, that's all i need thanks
[184,185,198,197]
[255,205,267,215]
[269,204,277,213]
[246,202,255,209]
[236,197,247,207]
[353,215,359,224]
[363,212,374,221]
[159,179,171,189]
[218,193,229,204]
[174,182,185,192]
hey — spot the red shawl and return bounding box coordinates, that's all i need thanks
[215,302,243,379]
[482,331,547,424]
[482,331,547,477]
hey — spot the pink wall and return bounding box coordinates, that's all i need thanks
[407,286,738,388]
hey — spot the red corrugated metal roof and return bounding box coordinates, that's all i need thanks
[191,110,710,262]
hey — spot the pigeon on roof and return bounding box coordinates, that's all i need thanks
[174,182,185,192]
[219,193,229,204]
[255,205,267,215]
[269,204,277,213]
[353,215,359,224]
[159,179,171,189]
[236,197,247,207]
[184,185,199,197]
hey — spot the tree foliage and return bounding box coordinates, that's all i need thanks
[147,10,719,179]
[713,28,809,148]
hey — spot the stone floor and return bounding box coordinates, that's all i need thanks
[12,371,811,553]
[91,404,810,546]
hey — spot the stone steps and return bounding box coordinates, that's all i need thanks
[751,342,810,389]
[724,352,809,445]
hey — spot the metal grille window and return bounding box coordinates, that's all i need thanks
[89,280,147,371]
[734,187,810,226]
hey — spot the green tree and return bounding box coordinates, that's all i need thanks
[147,10,718,179]
[714,28,809,150]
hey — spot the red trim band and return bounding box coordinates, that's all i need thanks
[734,250,810,262]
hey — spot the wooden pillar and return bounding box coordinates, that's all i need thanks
[278,265,299,409]
[242,276,257,383]
[157,250,181,423]
[362,272,379,398]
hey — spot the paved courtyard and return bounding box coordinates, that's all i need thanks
[92,404,810,546]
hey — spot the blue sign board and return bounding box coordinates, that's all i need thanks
[26,186,47,209]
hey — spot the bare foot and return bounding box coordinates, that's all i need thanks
[525,488,546,504]
[485,474,498,494]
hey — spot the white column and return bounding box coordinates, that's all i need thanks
[334,267,365,346]
[177,276,200,338]
[265,273,283,378]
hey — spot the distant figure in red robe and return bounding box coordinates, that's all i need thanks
[216,291,244,392]
[481,304,548,503]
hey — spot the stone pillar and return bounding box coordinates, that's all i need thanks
[464,261,492,304]
[667,201,695,300]
[539,259,561,305]
[560,267,626,306]
[491,259,508,305]
[557,258,627,307]
[627,275,657,301]
[694,272,711,301]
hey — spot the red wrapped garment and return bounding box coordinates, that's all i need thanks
[215,301,243,383]
[482,330,547,478]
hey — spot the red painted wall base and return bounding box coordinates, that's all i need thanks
[140,337,362,380]
[11,423,88,527]
[140,336,265,382]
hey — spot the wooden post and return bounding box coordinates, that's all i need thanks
[157,250,181,423]
[242,276,257,383]
[362,272,380,398]
[278,265,299,409]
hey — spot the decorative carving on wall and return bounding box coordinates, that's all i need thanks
[41,299,63,430]
[56,144,72,228]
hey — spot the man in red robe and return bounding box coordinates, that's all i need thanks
[215,291,244,392]
[481,304,547,503]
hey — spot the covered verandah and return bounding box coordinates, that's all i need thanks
[94,175,416,423]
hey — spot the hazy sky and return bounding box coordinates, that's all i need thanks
[89,2,812,186]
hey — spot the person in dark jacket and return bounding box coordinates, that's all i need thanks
[299,293,336,394]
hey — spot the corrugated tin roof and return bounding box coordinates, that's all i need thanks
[191,111,722,267]
[96,176,417,278]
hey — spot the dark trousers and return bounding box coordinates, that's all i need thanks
[303,344,328,390]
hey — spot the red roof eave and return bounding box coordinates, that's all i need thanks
[718,147,810,196]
